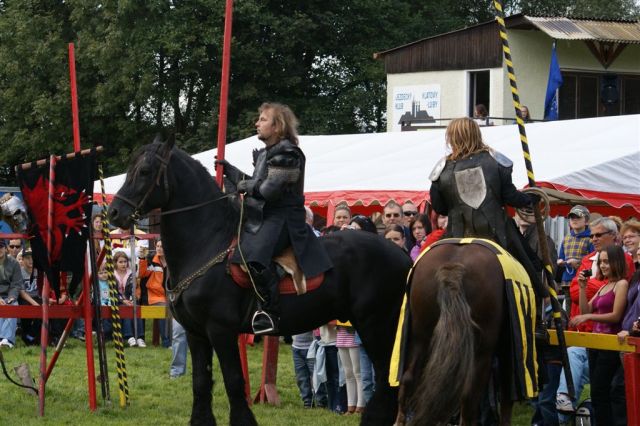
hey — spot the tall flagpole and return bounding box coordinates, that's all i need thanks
[215,0,234,187]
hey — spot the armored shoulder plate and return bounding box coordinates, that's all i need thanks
[490,150,513,168]
[252,148,262,166]
[429,156,447,181]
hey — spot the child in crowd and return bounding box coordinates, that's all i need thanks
[97,265,114,340]
[557,205,594,288]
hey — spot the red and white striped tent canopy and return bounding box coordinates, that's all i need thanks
[96,114,640,219]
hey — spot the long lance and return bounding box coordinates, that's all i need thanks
[492,0,575,399]
[215,0,234,187]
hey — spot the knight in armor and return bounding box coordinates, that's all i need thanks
[216,103,332,335]
[429,117,549,337]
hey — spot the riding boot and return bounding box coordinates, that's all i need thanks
[248,263,280,335]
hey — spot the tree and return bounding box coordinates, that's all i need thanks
[0,0,637,180]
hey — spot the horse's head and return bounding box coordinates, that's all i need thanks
[108,134,175,228]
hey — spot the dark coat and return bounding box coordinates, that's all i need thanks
[430,150,547,297]
[228,139,332,278]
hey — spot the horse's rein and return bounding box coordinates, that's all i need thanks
[113,146,233,220]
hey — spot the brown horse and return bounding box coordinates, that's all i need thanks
[396,241,522,426]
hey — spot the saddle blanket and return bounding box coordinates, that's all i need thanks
[229,247,323,295]
[389,237,538,399]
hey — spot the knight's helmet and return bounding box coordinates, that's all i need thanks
[0,193,28,233]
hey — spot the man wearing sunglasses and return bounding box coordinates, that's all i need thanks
[7,239,22,259]
[0,239,22,349]
[383,201,413,251]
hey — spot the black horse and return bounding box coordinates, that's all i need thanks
[108,138,412,426]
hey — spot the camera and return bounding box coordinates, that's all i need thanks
[583,269,592,278]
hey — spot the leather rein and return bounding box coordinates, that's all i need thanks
[113,144,234,304]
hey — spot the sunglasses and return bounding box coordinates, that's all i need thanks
[8,245,21,249]
[385,213,400,218]
[403,211,418,217]
[590,231,613,239]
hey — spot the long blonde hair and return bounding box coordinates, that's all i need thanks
[446,117,490,160]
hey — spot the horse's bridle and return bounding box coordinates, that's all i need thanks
[113,145,233,221]
[114,144,173,221]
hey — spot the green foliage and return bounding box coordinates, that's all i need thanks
[0,1,636,179]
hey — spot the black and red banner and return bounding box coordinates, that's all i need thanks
[17,153,96,296]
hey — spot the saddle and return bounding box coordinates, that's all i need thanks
[228,246,324,295]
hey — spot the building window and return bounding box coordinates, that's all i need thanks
[559,72,640,120]
[468,70,490,117]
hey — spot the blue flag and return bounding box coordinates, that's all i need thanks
[544,43,563,120]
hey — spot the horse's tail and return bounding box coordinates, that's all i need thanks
[408,263,477,426]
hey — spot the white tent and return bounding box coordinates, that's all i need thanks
[96,114,640,216]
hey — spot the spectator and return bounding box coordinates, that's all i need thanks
[421,214,447,251]
[401,201,418,228]
[513,105,533,124]
[113,251,146,348]
[7,238,22,259]
[18,249,40,346]
[0,239,22,349]
[556,217,634,415]
[408,214,432,261]
[336,320,364,415]
[291,331,320,407]
[349,215,377,234]
[96,264,114,340]
[139,240,170,347]
[333,204,351,228]
[618,267,640,342]
[621,219,640,256]
[317,322,344,413]
[570,245,628,426]
[384,224,406,251]
[473,104,493,126]
[382,201,403,228]
[304,206,321,237]
[170,318,188,378]
[557,206,593,294]
[345,214,376,403]
[514,214,557,276]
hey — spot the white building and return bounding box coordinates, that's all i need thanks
[374,15,640,130]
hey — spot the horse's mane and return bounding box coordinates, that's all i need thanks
[131,142,240,242]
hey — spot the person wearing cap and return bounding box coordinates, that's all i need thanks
[557,205,594,289]
[0,239,23,349]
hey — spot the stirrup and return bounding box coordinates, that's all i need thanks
[252,310,277,335]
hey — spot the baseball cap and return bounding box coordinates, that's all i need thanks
[568,205,590,219]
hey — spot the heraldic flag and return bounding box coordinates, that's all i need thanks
[17,152,96,296]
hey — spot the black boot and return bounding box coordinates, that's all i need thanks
[248,263,280,335]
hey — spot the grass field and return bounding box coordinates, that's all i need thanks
[0,333,536,425]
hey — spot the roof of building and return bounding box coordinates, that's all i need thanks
[374,14,640,58]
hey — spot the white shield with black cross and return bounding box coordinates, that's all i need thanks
[454,167,487,209]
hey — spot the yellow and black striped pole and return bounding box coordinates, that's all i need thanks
[493,0,575,399]
[99,164,130,407]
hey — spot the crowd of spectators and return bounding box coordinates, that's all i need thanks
[2,196,640,422]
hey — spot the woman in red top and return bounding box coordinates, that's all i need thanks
[569,245,628,426]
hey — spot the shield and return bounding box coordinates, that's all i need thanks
[454,167,487,209]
